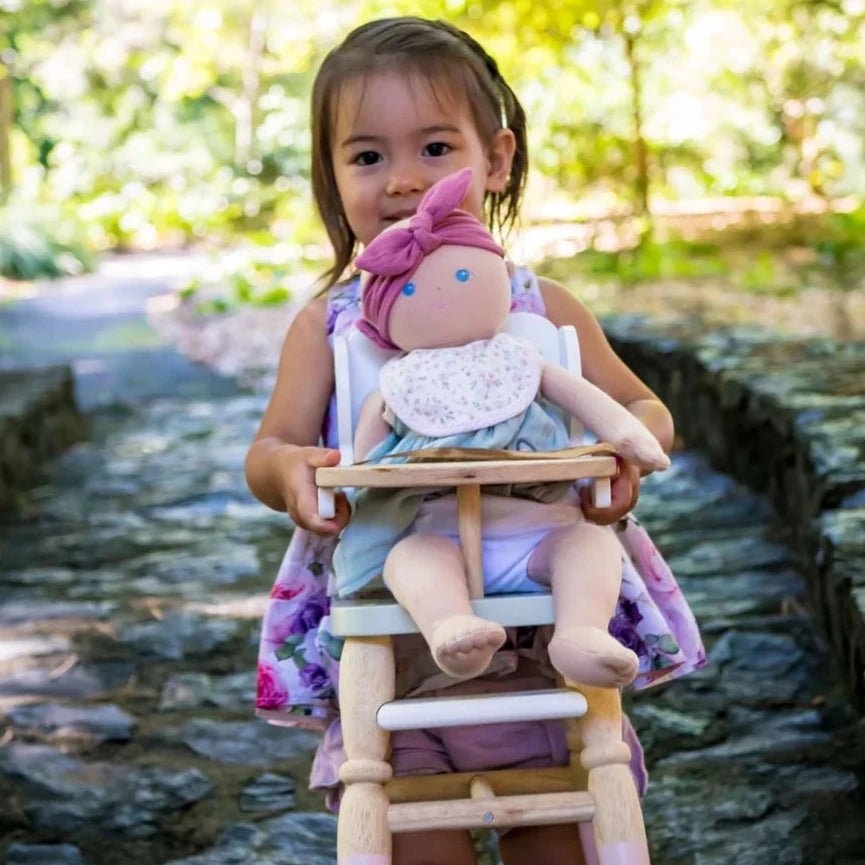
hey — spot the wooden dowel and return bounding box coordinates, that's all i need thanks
[388,791,595,833]
[469,775,495,800]
[385,766,578,803]
[456,483,483,599]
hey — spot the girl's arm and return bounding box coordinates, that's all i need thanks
[244,295,350,535]
[540,277,675,522]
[540,277,674,451]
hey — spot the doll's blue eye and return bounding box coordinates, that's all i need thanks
[402,282,416,296]
[455,269,470,282]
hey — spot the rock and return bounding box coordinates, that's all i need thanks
[6,703,135,744]
[159,672,255,712]
[119,611,243,661]
[239,773,295,813]
[165,720,318,766]
[162,812,337,865]
[0,742,213,838]
[4,843,89,865]
[0,661,135,701]
[0,366,85,512]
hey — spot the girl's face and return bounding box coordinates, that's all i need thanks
[331,70,515,248]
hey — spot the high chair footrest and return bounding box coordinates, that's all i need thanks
[377,688,587,731]
[331,594,555,636]
[388,790,595,833]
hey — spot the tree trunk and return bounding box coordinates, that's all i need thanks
[0,65,12,203]
[623,29,650,224]
[235,7,267,168]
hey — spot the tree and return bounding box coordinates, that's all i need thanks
[0,0,92,200]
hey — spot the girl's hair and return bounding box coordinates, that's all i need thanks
[311,16,528,289]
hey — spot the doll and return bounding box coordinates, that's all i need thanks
[332,168,670,689]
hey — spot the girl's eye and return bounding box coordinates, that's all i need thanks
[455,269,470,282]
[402,282,416,296]
[423,142,452,158]
[353,151,381,167]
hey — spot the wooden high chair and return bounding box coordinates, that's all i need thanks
[316,312,651,865]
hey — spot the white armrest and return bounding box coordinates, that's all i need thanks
[378,688,587,731]
[317,488,335,520]
[330,593,555,637]
[592,477,612,509]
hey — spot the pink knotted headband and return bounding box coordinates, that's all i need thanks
[355,168,504,349]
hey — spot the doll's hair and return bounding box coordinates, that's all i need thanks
[355,168,504,350]
[311,16,528,289]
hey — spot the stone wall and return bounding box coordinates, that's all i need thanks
[605,317,865,710]
[0,366,86,511]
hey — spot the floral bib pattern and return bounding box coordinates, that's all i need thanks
[380,333,542,437]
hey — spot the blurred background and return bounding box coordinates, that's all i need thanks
[2,0,865,337]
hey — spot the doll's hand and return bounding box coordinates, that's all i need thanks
[580,461,640,525]
[276,446,351,536]
[610,419,670,473]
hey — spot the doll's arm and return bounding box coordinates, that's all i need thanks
[355,389,391,461]
[540,362,670,472]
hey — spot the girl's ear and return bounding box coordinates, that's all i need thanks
[485,128,517,194]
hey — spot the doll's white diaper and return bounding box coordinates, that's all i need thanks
[410,492,583,593]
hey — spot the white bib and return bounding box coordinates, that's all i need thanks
[380,332,542,437]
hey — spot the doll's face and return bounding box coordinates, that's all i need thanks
[387,244,511,351]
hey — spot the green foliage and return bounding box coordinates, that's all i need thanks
[809,207,865,289]
[570,239,730,284]
[740,250,780,293]
[180,244,306,314]
[3,0,865,292]
[0,203,95,279]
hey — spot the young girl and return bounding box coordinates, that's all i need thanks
[246,16,705,865]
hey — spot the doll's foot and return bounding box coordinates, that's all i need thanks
[430,615,507,679]
[549,627,638,688]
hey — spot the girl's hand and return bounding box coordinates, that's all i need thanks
[276,446,351,536]
[580,460,640,525]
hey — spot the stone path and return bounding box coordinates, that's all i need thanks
[1,260,864,865]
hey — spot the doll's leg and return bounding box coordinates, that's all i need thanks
[527,523,637,688]
[384,534,505,678]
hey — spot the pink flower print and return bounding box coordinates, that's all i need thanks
[270,582,304,600]
[262,611,298,648]
[256,661,289,709]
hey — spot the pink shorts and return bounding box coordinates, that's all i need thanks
[389,714,647,802]
[390,717,569,776]
[390,721,570,775]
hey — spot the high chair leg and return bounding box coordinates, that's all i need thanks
[338,636,396,865]
[575,685,650,865]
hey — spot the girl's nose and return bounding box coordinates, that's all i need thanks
[386,164,424,196]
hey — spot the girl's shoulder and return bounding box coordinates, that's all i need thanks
[534,274,599,336]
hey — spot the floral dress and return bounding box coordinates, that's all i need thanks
[255,267,707,735]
